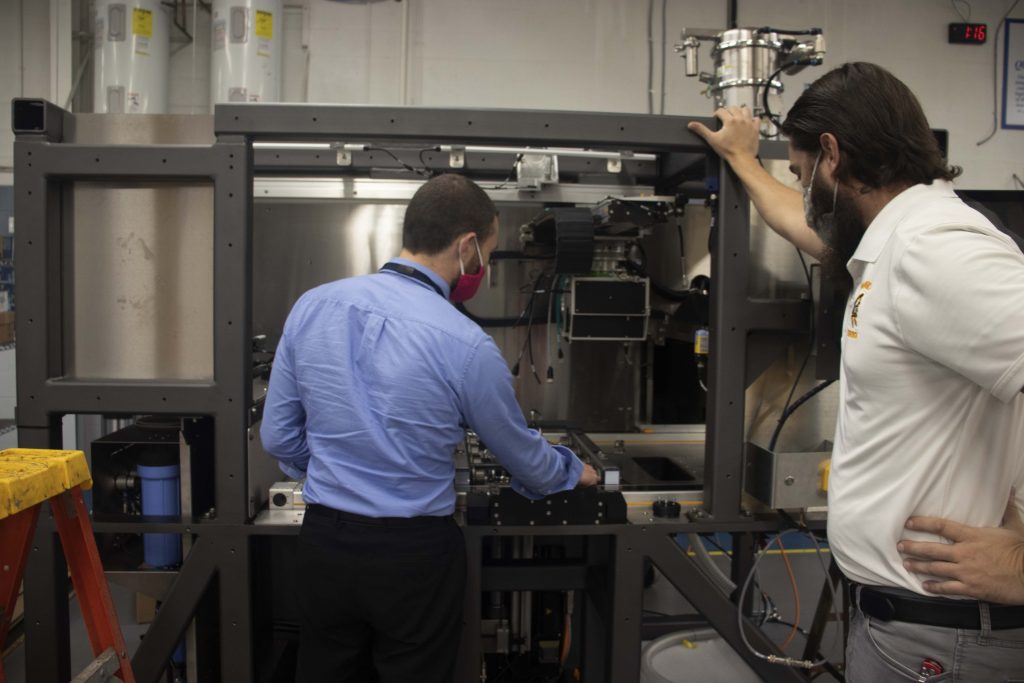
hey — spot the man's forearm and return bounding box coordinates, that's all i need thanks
[727,154,826,260]
[687,106,826,260]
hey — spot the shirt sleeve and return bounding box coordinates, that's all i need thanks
[893,225,1024,402]
[259,330,312,479]
[459,338,584,499]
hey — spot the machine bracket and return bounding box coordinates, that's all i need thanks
[448,146,465,168]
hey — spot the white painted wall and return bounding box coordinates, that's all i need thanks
[293,0,1023,189]
[4,0,1023,187]
[1,1,51,185]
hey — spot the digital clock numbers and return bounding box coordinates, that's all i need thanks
[949,23,987,44]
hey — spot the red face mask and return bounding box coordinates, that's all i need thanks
[450,236,486,303]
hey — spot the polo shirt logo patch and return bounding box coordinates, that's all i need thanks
[847,281,872,339]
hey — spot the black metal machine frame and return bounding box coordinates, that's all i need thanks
[11,98,815,683]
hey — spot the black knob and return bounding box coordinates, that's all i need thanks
[272,493,287,508]
[652,500,681,518]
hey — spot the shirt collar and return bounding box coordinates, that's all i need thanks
[387,256,452,299]
[848,180,958,266]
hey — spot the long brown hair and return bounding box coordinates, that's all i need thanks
[780,62,960,189]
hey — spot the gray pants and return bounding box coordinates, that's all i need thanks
[847,600,1024,683]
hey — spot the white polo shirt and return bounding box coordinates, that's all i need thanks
[827,180,1024,594]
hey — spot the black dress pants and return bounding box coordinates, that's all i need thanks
[294,503,466,683]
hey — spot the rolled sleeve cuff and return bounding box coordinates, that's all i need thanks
[278,461,308,481]
[991,350,1024,403]
[509,445,584,500]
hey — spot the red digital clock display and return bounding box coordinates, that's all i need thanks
[949,22,987,44]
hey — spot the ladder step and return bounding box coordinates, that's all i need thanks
[0,449,93,519]
[70,647,121,683]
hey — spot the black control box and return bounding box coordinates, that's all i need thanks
[467,488,627,526]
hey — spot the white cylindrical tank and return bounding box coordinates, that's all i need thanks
[210,0,283,108]
[641,629,763,683]
[93,0,170,113]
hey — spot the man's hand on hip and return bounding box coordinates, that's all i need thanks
[576,464,599,488]
[898,496,1024,605]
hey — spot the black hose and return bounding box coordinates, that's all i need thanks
[754,27,822,35]
[651,280,702,302]
[490,250,552,262]
[768,379,835,452]
[455,302,549,328]
[626,242,702,301]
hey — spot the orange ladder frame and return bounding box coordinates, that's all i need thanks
[0,450,135,683]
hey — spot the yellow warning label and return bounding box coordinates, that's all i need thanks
[132,7,153,38]
[255,10,273,40]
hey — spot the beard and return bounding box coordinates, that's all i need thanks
[808,175,866,288]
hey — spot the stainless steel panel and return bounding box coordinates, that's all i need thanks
[63,115,216,381]
[253,198,539,332]
[748,159,810,300]
[253,201,406,342]
[745,443,830,510]
[68,181,214,380]
[743,159,839,456]
[252,198,645,430]
[744,345,840,453]
[66,113,215,145]
[591,427,706,487]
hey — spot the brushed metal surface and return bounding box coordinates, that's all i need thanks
[745,351,839,454]
[252,199,647,430]
[748,159,811,300]
[64,115,215,381]
[68,181,214,380]
[66,113,215,145]
[252,201,406,343]
[743,159,838,455]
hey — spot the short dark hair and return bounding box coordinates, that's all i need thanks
[403,174,497,254]
[780,62,960,189]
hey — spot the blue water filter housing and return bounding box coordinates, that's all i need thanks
[137,462,182,567]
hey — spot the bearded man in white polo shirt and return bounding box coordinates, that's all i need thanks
[689,62,1024,681]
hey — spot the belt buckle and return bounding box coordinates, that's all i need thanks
[861,590,897,622]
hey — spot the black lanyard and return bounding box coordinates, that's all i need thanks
[380,262,446,299]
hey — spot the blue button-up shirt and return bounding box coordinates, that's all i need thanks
[260,257,584,517]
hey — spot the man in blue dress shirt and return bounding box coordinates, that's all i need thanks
[261,173,598,683]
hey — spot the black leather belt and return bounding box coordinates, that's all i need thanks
[305,503,453,528]
[850,583,1024,630]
